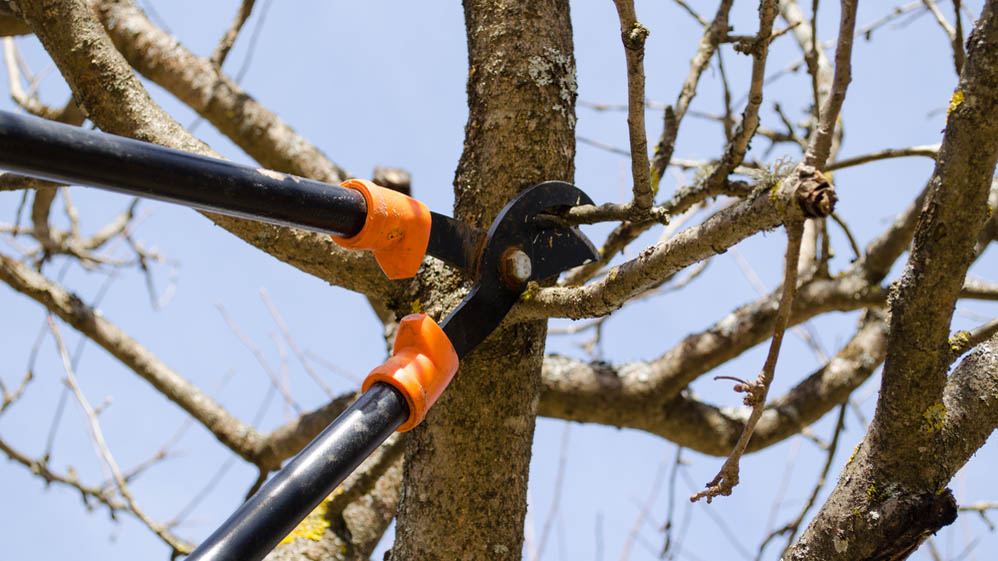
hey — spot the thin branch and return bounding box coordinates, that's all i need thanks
[522,167,832,320]
[829,212,861,261]
[209,0,255,67]
[0,364,32,415]
[651,0,734,183]
[952,0,966,74]
[0,253,265,464]
[531,423,571,561]
[260,288,336,399]
[672,0,708,25]
[824,143,940,171]
[0,436,126,513]
[217,303,302,415]
[922,0,965,74]
[699,0,778,195]
[691,219,804,502]
[3,36,82,123]
[854,2,923,40]
[803,0,859,168]
[48,316,193,554]
[772,402,847,558]
[619,453,670,561]
[611,0,653,211]
[0,172,62,192]
[960,278,998,301]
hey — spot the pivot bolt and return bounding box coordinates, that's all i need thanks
[500,248,532,288]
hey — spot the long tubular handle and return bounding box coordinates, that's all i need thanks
[0,110,367,237]
[185,383,408,561]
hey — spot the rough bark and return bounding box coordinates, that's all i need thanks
[786,2,998,558]
[0,0,29,36]
[96,0,350,184]
[15,0,394,302]
[388,1,577,559]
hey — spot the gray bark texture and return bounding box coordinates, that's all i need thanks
[2,0,998,560]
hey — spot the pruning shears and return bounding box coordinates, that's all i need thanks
[0,110,599,561]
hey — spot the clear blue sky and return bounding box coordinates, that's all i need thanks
[1,2,995,560]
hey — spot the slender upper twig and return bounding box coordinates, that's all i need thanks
[803,0,859,168]
[210,0,256,67]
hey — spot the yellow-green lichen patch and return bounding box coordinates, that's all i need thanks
[866,483,885,502]
[278,497,331,545]
[650,166,661,196]
[922,403,946,432]
[949,331,971,353]
[518,281,541,302]
[948,90,964,118]
[847,442,860,464]
[409,298,423,314]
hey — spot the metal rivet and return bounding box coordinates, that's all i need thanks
[500,248,532,288]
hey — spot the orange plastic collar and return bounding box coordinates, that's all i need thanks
[331,179,431,279]
[362,313,459,432]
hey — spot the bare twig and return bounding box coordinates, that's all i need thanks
[922,0,965,74]
[0,365,32,415]
[829,212,861,261]
[691,219,805,502]
[855,2,923,40]
[803,0,859,168]
[771,402,847,559]
[952,0,966,75]
[611,0,653,211]
[660,446,685,558]
[3,37,82,123]
[260,288,336,398]
[699,0,778,196]
[210,0,255,67]
[48,316,192,554]
[217,303,302,415]
[671,1,707,25]
[0,436,126,512]
[619,452,670,561]
[0,254,264,463]
[826,144,941,171]
[532,423,571,561]
[651,0,734,183]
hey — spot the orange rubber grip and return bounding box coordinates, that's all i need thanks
[331,179,431,279]
[362,313,459,432]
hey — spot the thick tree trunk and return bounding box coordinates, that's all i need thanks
[389,1,576,559]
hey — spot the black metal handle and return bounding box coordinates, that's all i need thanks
[0,110,367,237]
[185,383,408,561]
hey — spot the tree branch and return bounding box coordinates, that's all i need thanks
[48,317,193,554]
[825,143,940,171]
[210,0,255,68]
[95,0,349,184]
[540,311,887,456]
[787,3,998,556]
[611,0,653,211]
[0,252,265,464]
[691,218,804,502]
[18,0,395,301]
[803,0,859,168]
[519,165,835,320]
